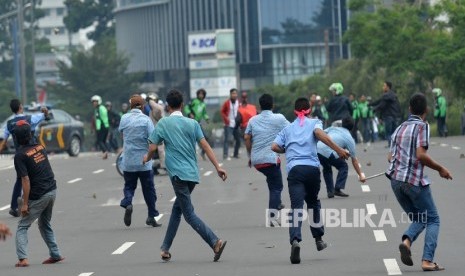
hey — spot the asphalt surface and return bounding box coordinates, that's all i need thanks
[0,137,465,276]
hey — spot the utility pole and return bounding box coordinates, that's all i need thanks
[18,0,28,104]
[31,0,36,100]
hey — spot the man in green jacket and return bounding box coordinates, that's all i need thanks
[184,89,210,159]
[91,95,111,159]
[433,88,447,137]
[357,95,373,143]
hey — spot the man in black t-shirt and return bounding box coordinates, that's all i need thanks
[13,120,64,267]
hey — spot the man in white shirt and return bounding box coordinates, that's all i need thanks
[221,89,241,159]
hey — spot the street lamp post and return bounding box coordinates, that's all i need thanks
[17,0,28,104]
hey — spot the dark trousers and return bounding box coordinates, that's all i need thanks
[120,170,159,218]
[96,128,111,153]
[223,126,241,158]
[384,116,398,146]
[257,164,283,216]
[287,165,324,244]
[437,117,447,137]
[10,177,22,210]
[318,153,349,194]
[361,117,372,142]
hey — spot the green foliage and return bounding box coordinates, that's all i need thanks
[64,0,115,42]
[46,38,142,118]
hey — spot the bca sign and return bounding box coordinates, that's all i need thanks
[188,33,217,54]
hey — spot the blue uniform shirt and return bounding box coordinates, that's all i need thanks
[317,127,356,158]
[119,109,154,172]
[274,117,323,173]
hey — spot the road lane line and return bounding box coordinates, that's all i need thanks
[93,169,104,174]
[112,242,135,255]
[0,165,14,171]
[0,204,10,211]
[78,273,94,276]
[383,258,402,275]
[203,171,213,176]
[67,178,82,184]
[155,214,164,222]
[452,146,461,150]
[439,143,448,147]
[112,163,116,166]
[366,203,377,215]
[170,196,176,202]
[361,185,371,192]
[373,230,387,242]
[219,163,223,167]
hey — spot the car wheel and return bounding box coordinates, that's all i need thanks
[68,136,81,157]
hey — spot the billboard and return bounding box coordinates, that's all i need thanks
[188,33,217,55]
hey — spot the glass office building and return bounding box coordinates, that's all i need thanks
[115,0,348,95]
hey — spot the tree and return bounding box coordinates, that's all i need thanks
[47,38,142,117]
[63,0,115,42]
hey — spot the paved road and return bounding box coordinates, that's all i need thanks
[0,137,464,276]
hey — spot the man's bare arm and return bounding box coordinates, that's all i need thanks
[314,129,350,160]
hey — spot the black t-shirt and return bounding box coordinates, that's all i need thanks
[14,143,56,200]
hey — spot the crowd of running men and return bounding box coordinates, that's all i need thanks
[0,82,453,271]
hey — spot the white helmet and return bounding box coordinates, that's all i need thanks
[140,93,147,100]
[147,93,159,102]
[91,95,102,105]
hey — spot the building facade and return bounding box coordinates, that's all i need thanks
[115,0,349,98]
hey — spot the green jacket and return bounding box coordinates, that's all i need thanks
[94,105,110,130]
[184,98,209,122]
[320,104,329,120]
[434,96,447,118]
[357,101,373,119]
[351,100,360,120]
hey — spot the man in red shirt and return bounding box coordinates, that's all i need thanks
[238,91,257,130]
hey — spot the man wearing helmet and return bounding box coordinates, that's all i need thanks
[432,88,447,137]
[91,95,111,159]
[326,83,353,125]
[184,89,210,160]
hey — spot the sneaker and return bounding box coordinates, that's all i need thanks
[124,205,133,227]
[290,240,301,264]
[316,239,328,251]
[334,190,349,197]
[9,208,19,218]
[146,217,162,227]
[327,192,334,198]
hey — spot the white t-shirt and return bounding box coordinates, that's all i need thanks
[228,101,238,128]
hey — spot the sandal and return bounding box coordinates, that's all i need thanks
[422,262,445,271]
[161,251,171,261]
[213,240,227,262]
[42,256,65,264]
[399,243,413,266]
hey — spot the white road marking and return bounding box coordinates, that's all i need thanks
[170,196,176,202]
[67,178,82,184]
[361,185,371,192]
[227,157,231,161]
[93,169,104,174]
[112,163,116,166]
[155,214,164,222]
[383,258,402,275]
[373,230,387,242]
[366,203,377,215]
[0,165,14,171]
[219,163,223,167]
[78,273,94,276]
[0,204,10,211]
[452,146,461,150]
[112,242,135,255]
[440,143,448,147]
[203,171,213,176]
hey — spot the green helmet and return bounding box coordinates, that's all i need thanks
[329,83,344,95]
[432,88,442,96]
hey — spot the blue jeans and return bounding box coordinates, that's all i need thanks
[391,180,440,262]
[361,117,372,142]
[384,116,399,146]
[16,189,61,260]
[287,165,324,244]
[161,176,219,251]
[11,177,22,210]
[318,153,349,193]
[257,164,283,217]
[120,170,159,218]
[223,126,241,158]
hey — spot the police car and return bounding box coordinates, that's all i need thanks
[0,107,84,156]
